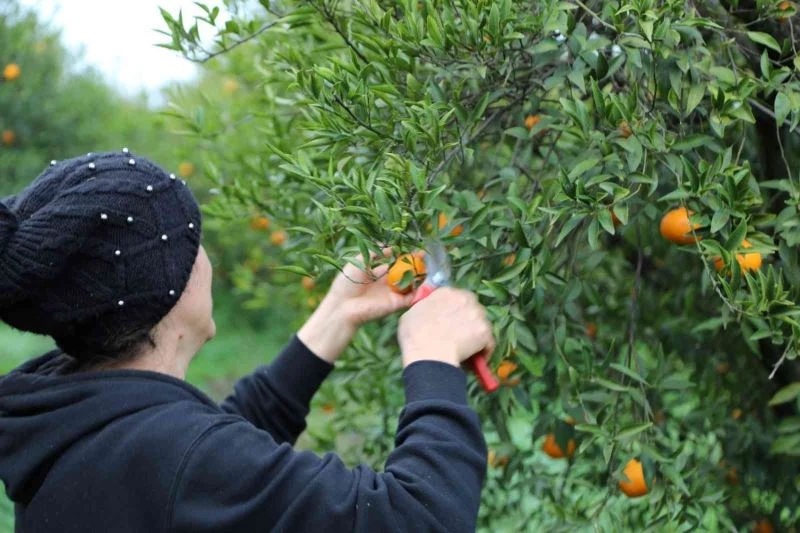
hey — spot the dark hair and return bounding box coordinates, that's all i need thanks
[54,323,157,372]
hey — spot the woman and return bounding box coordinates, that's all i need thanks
[0,150,496,532]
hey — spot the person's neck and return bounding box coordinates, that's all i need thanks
[93,330,201,380]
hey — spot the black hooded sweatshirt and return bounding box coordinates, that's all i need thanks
[0,335,487,532]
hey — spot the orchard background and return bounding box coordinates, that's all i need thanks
[4,0,800,531]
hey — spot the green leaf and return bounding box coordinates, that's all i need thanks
[775,92,791,124]
[685,84,704,116]
[768,382,800,406]
[615,422,653,440]
[747,31,781,52]
[568,157,601,180]
[271,265,310,276]
[610,362,650,386]
[555,215,585,247]
[710,209,730,234]
[724,218,747,250]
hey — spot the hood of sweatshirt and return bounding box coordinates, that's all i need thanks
[0,350,211,504]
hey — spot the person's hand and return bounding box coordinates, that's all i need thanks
[397,287,495,368]
[298,247,415,364]
[325,247,417,329]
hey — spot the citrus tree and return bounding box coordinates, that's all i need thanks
[161,0,800,529]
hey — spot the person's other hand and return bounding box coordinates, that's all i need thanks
[397,287,495,368]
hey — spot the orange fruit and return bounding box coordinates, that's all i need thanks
[726,466,739,485]
[660,207,701,245]
[753,519,774,533]
[542,433,576,459]
[426,213,463,237]
[306,296,318,307]
[618,120,632,138]
[1,130,15,145]
[732,408,743,420]
[3,63,20,81]
[496,360,518,380]
[321,403,335,414]
[713,239,762,273]
[779,0,792,11]
[715,362,730,374]
[178,161,195,178]
[302,276,316,290]
[386,253,426,294]
[495,454,510,467]
[525,114,541,130]
[502,253,516,266]
[223,78,239,94]
[619,458,650,497]
[270,230,287,246]
[585,322,598,339]
[249,216,270,231]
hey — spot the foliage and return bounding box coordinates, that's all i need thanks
[7,0,782,529]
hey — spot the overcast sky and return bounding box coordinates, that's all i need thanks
[18,0,227,105]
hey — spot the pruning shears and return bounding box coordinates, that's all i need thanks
[411,240,499,393]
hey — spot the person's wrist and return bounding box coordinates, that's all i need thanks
[298,297,357,364]
[401,346,460,369]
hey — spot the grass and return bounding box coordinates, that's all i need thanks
[0,290,300,531]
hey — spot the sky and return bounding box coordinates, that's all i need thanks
[18,0,226,105]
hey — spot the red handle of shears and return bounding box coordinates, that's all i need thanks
[411,284,499,393]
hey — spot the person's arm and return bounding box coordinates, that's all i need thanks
[218,334,334,445]
[170,361,487,533]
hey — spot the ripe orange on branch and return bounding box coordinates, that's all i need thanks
[753,519,774,533]
[713,239,762,273]
[386,253,426,294]
[302,276,316,291]
[524,114,541,130]
[270,230,287,246]
[3,63,20,81]
[1,130,15,145]
[660,207,701,244]
[426,213,463,237]
[178,161,195,178]
[619,458,650,497]
[249,216,270,231]
[542,433,576,459]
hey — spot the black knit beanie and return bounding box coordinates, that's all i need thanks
[0,150,202,357]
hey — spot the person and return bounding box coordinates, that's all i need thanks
[0,151,496,532]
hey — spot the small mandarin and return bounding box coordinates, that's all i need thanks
[726,467,739,485]
[660,207,701,245]
[619,458,650,497]
[302,276,316,291]
[525,114,541,130]
[178,161,195,178]
[713,239,762,273]
[542,433,576,459]
[1,130,15,145]
[321,403,335,414]
[223,78,240,94]
[502,254,516,267]
[496,360,518,381]
[270,230,288,246]
[753,519,774,533]
[426,213,463,237]
[386,253,426,294]
[732,408,743,420]
[585,322,598,339]
[249,216,270,231]
[3,63,20,81]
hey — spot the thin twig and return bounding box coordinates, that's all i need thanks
[769,344,792,380]
[749,98,800,137]
[193,19,284,63]
[573,0,616,32]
